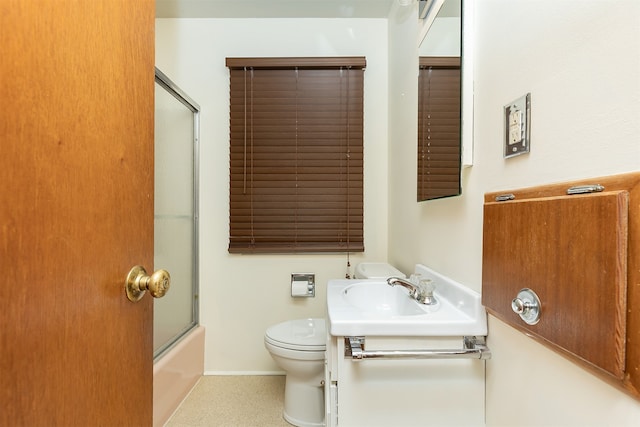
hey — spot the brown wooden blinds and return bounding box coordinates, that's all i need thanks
[418,57,461,201]
[226,57,365,253]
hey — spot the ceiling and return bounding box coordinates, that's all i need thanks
[155,0,398,19]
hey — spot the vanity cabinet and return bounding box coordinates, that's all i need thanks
[482,172,640,398]
[324,335,485,426]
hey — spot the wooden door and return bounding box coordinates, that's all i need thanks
[1,1,155,425]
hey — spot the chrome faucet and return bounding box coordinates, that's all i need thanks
[386,276,438,305]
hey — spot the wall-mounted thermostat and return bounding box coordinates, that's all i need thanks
[504,93,531,158]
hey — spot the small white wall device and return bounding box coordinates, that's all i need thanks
[504,93,531,158]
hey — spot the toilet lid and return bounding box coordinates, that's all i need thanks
[265,318,326,351]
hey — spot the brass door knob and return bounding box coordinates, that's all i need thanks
[125,265,171,302]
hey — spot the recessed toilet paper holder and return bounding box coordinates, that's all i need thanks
[291,273,315,297]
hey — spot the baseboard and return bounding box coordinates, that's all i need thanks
[204,370,285,376]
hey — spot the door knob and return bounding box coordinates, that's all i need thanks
[125,265,170,302]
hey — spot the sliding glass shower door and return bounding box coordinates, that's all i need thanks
[153,68,200,359]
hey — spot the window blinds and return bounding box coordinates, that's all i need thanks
[226,57,365,253]
[417,57,461,201]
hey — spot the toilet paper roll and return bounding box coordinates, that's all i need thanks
[291,280,311,297]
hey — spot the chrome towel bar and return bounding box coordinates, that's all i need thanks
[345,336,491,361]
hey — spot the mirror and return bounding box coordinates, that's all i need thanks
[417,0,462,201]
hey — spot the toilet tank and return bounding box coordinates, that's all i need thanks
[354,262,406,280]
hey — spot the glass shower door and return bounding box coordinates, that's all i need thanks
[153,68,200,359]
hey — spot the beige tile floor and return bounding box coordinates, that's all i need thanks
[165,375,291,427]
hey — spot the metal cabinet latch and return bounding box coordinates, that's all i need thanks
[511,288,541,325]
[567,184,605,195]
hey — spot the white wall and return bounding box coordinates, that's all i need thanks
[156,18,390,372]
[388,0,640,425]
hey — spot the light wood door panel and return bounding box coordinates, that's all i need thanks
[482,172,640,399]
[1,0,155,425]
[483,191,628,378]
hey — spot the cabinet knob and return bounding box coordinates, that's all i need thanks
[511,288,541,325]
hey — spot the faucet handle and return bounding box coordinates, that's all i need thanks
[417,279,438,306]
[418,279,435,295]
[409,273,422,286]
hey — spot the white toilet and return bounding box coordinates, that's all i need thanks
[354,261,406,279]
[264,318,326,427]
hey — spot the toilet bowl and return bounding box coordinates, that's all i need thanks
[264,318,326,427]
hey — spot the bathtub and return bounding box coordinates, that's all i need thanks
[153,326,205,426]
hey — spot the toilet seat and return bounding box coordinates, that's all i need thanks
[265,318,326,351]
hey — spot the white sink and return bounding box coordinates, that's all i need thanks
[342,281,436,316]
[327,264,488,337]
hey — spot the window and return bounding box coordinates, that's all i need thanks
[417,56,461,201]
[226,57,365,253]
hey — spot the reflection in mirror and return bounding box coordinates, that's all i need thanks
[417,0,462,201]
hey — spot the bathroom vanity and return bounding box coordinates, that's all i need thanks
[325,336,485,426]
[325,264,489,426]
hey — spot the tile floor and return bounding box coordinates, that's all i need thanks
[165,375,291,427]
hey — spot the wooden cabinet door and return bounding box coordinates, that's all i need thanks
[1,0,155,425]
[483,190,628,379]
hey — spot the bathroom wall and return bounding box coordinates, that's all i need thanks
[156,18,390,372]
[388,0,640,425]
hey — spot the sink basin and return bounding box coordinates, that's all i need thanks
[327,264,488,337]
[342,281,434,316]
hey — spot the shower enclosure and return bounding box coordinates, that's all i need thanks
[153,68,200,359]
